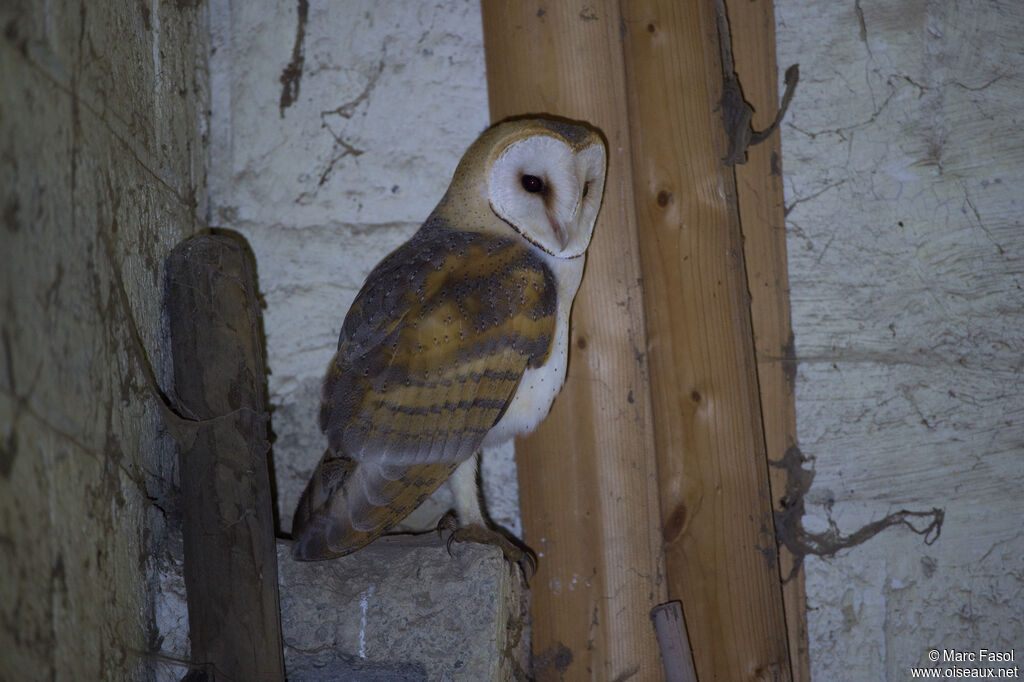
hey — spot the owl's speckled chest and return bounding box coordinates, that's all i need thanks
[482,252,585,446]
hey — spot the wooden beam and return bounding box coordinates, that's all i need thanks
[166,233,285,682]
[481,3,667,680]
[724,0,811,679]
[620,1,793,680]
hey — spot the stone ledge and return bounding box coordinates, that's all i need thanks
[277,535,528,681]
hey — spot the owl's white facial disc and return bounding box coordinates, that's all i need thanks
[488,134,607,259]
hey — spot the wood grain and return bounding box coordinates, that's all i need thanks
[481,2,667,680]
[620,1,792,680]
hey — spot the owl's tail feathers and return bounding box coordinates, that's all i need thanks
[290,449,356,560]
[290,449,458,561]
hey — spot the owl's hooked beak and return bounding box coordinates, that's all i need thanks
[548,192,587,252]
[546,209,570,251]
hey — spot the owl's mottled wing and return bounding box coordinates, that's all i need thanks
[291,225,556,560]
[326,224,557,464]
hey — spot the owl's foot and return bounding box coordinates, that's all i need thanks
[436,512,538,580]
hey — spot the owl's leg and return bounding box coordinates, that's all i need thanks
[449,453,486,526]
[435,454,484,537]
[439,454,537,578]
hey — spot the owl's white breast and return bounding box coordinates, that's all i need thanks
[482,253,585,447]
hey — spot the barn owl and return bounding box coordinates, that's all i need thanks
[291,117,607,564]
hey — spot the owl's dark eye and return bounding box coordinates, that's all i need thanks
[521,174,544,193]
[582,181,590,198]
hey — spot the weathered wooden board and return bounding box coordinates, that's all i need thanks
[166,233,285,682]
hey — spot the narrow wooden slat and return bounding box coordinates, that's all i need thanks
[620,2,792,680]
[481,3,667,680]
[166,233,285,682]
[724,1,811,679]
[650,601,699,682]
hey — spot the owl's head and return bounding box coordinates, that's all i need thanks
[449,118,607,259]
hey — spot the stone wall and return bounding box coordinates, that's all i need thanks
[207,0,1024,678]
[0,1,207,679]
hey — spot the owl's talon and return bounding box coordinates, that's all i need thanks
[436,510,458,537]
[445,523,537,581]
[519,546,538,583]
[445,531,457,557]
[434,510,459,555]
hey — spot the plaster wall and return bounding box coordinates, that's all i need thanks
[0,1,208,679]
[776,1,1023,678]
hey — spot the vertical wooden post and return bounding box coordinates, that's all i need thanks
[481,3,667,680]
[166,233,285,682]
[724,1,811,679]
[621,1,793,680]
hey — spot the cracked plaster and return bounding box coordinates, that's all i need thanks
[776,0,1023,678]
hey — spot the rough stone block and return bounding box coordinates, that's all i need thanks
[278,536,528,681]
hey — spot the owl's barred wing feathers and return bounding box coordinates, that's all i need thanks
[291,225,557,560]
[326,224,557,464]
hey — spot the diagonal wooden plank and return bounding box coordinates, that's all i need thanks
[724,0,811,679]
